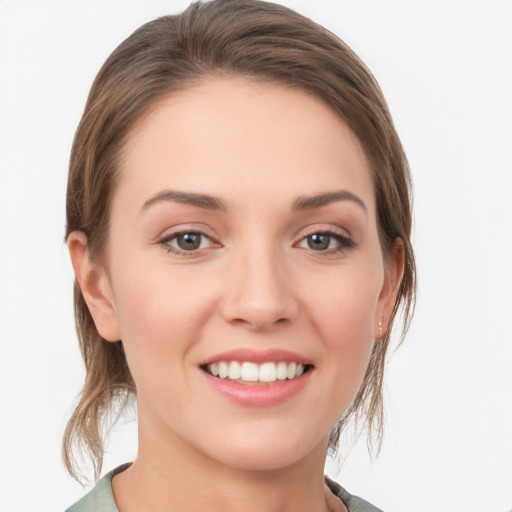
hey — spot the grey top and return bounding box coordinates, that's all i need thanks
[65,464,384,512]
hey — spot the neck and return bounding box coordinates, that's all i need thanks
[112,411,334,512]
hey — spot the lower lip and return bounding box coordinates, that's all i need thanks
[202,370,312,407]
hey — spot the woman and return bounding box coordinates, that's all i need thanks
[63,0,415,510]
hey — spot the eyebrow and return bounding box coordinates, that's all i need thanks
[141,189,366,214]
[292,190,367,213]
[142,190,227,212]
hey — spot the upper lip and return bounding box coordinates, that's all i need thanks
[198,348,314,366]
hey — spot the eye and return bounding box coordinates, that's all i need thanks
[158,231,216,254]
[297,231,355,253]
[305,233,332,251]
[174,232,204,251]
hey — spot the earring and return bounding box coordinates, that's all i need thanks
[378,318,383,338]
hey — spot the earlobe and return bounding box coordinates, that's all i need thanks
[67,231,121,342]
[375,238,405,338]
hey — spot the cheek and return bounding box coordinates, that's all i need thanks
[305,264,382,383]
[109,264,215,384]
[310,266,380,336]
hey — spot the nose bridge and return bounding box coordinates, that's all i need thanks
[222,237,297,329]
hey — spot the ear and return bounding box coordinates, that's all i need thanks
[374,238,405,339]
[67,231,121,342]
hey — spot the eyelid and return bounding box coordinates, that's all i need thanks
[153,221,215,240]
[296,223,353,242]
[294,224,356,254]
[156,228,222,256]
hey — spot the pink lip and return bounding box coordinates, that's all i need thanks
[198,348,313,366]
[202,369,312,407]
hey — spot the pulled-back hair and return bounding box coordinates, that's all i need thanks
[64,0,415,482]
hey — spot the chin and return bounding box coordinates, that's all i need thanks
[200,428,327,472]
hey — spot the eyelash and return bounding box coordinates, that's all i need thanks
[157,231,217,256]
[156,229,355,257]
[295,229,355,255]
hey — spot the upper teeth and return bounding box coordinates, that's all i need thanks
[207,361,306,383]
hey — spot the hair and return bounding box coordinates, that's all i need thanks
[64,0,416,482]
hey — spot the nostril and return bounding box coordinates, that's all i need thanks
[219,264,299,329]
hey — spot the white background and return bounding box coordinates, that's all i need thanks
[0,1,511,511]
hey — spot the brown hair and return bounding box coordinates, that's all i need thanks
[64,0,416,482]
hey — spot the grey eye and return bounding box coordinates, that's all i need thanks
[176,232,202,250]
[306,233,331,250]
[159,230,217,254]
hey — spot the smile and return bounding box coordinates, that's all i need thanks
[199,349,314,406]
[203,361,311,384]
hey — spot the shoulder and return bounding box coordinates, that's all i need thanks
[65,464,131,512]
[65,467,382,512]
[325,476,385,512]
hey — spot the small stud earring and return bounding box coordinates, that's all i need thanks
[378,318,383,337]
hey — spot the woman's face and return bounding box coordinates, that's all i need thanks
[83,79,400,471]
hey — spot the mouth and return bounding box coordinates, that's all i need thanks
[199,349,314,405]
[201,360,313,385]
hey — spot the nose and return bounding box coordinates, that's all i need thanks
[220,245,299,331]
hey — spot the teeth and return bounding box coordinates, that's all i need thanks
[241,362,259,381]
[286,362,297,380]
[206,361,308,383]
[218,362,229,379]
[259,362,276,383]
[276,362,288,380]
[210,362,219,377]
[228,361,241,380]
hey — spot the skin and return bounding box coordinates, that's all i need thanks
[68,78,403,512]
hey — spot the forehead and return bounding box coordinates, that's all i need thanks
[116,78,375,215]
